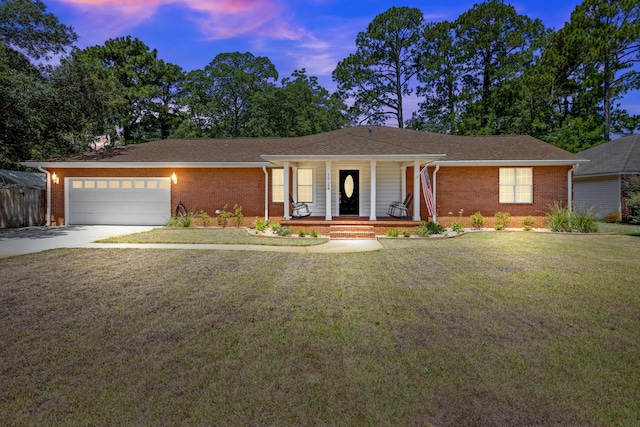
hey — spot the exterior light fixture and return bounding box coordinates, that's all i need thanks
[171,173,178,184]
[51,172,60,184]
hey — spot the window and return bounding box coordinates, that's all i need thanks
[499,168,532,203]
[271,168,315,203]
[272,169,284,203]
[297,169,314,203]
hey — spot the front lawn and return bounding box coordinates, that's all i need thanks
[1,232,638,425]
[98,227,328,246]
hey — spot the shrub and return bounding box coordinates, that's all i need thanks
[298,230,306,237]
[216,204,232,227]
[310,230,319,238]
[628,192,640,223]
[270,224,292,236]
[545,202,599,233]
[402,230,411,237]
[387,229,400,237]
[414,221,445,236]
[451,221,463,233]
[522,216,535,231]
[166,211,194,227]
[494,212,511,230]
[232,204,244,227]
[470,212,486,229]
[197,210,212,227]
[253,218,269,232]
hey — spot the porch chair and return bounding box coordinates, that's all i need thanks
[387,193,413,218]
[289,195,311,218]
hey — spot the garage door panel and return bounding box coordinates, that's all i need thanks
[68,178,171,225]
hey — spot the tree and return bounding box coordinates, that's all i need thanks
[183,52,278,137]
[332,6,424,128]
[79,36,184,143]
[413,20,464,133]
[453,0,547,134]
[563,0,640,141]
[0,0,76,60]
[0,0,77,168]
[246,69,350,137]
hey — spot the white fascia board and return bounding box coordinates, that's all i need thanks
[433,159,590,167]
[575,171,637,179]
[21,161,271,169]
[261,154,447,164]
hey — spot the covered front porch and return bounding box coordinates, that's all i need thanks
[279,216,422,239]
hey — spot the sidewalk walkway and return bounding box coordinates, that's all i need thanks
[80,240,383,253]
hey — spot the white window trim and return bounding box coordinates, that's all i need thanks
[499,167,533,204]
[296,167,316,205]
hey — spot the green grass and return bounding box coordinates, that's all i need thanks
[598,221,640,236]
[98,227,328,246]
[1,232,639,425]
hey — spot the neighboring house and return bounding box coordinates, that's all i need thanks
[0,169,46,189]
[574,134,640,221]
[22,126,587,231]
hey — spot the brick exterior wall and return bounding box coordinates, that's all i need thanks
[50,165,571,229]
[49,167,285,226]
[407,165,571,228]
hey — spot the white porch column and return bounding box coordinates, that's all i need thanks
[283,161,290,219]
[292,165,298,201]
[413,160,421,221]
[401,165,407,199]
[370,160,377,220]
[325,161,332,220]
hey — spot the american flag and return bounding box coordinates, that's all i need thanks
[420,167,435,217]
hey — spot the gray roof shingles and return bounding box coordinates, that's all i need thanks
[26,126,586,164]
[575,134,640,177]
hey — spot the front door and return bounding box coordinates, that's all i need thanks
[339,170,359,216]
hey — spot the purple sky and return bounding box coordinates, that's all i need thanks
[44,0,639,118]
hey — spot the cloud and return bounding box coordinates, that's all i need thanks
[54,0,303,41]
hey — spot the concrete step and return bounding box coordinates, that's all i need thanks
[329,225,376,240]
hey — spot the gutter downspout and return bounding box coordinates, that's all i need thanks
[36,165,51,226]
[568,163,579,212]
[262,166,269,221]
[433,164,440,222]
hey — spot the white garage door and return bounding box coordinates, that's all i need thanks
[67,178,171,225]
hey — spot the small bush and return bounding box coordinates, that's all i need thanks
[387,229,400,237]
[232,204,244,227]
[197,210,212,227]
[216,204,232,227]
[470,212,487,229]
[414,221,445,236]
[522,216,535,231]
[253,218,269,232]
[628,192,640,223]
[545,202,599,233]
[270,224,291,236]
[402,230,411,237]
[494,211,511,230]
[167,212,194,227]
[298,230,306,237]
[451,221,463,233]
[310,230,319,238]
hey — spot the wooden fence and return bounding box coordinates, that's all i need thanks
[0,187,46,228]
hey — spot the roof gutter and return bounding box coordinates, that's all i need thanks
[262,165,269,221]
[568,163,579,212]
[432,159,590,167]
[35,164,51,227]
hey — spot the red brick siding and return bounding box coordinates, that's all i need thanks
[407,165,571,227]
[49,167,278,226]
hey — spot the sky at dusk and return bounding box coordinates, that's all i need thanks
[43,0,640,118]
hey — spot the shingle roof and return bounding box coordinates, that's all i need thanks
[24,126,586,165]
[575,134,640,177]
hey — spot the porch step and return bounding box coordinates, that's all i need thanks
[329,225,376,240]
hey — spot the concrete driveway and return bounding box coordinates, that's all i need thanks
[0,226,383,258]
[0,226,155,258]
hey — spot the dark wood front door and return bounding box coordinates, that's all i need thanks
[339,170,359,216]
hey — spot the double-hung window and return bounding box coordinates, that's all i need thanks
[272,168,314,203]
[499,168,533,203]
